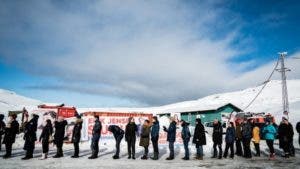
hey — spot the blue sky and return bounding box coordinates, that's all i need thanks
[0,0,300,107]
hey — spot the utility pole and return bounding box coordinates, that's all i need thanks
[276,52,290,119]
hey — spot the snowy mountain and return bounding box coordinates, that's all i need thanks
[0,89,42,114]
[78,79,300,124]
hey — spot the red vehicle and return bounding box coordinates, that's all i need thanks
[38,103,77,118]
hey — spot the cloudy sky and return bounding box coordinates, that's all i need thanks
[0,0,300,107]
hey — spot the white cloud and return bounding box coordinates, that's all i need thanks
[0,0,299,106]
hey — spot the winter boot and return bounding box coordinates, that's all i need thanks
[182,157,189,160]
[141,155,148,160]
[269,153,275,160]
[151,153,159,160]
[166,156,174,160]
[113,155,119,159]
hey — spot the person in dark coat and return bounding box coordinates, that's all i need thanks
[163,117,177,160]
[108,125,124,159]
[181,120,191,160]
[39,119,53,160]
[0,114,6,151]
[235,120,243,156]
[140,120,151,160]
[241,119,252,158]
[212,119,223,159]
[297,121,300,146]
[3,114,19,159]
[22,114,39,160]
[223,122,235,159]
[278,117,294,158]
[89,115,102,159]
[193,118,206,160]
[150,116,160,160]
[53,116,68,158]
[125,117,138,159]
[71,115,82,158]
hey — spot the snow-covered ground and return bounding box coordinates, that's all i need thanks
[0,132,299,169]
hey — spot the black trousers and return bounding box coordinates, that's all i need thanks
[25,141,35,157]
[289,141,295,156]
[213,142,222,158]
[73,142,79,156]
[242,138,252,158]
[42,141,49,153]
[224,143,234,158]
[151,138,159,154]
[91,140,99,157]
[5,142,13,156]
[266,139,274,154]
[235,138,243,156]
[253,142,260,156]
[56,141,64,156]
[115,135,123,156]
[144,146,149,156]
[0,136,2,151]
[127,139,136,157]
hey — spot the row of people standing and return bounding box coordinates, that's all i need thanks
[213,116,297,161]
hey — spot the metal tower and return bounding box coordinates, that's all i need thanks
[276,52,290,118]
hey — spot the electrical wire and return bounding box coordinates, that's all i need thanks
[242,58,280,111]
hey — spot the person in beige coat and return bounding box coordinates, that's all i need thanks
[139,120,150,160]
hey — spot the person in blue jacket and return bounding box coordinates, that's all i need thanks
[223,122,236,159]
[262,119,277,160]
[163,117,177,160]
[150,116,160,160]
[181,120,191,160]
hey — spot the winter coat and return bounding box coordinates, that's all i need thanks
[242,122,252,139]
[193,122,206,145]
[296,122,300,134]
[92,119,102,142]
[23,116,39,150]
[225,127,236,144]
[139,125,150,147]
[181,122,191,142]
[0,119,5,137]
[252,126,260,143]
[212,122,223,144]
[72,119,83,143]
[164,121,177,142]
[125,122,138,142]
[262,124,277,140]
[39,123,53,144]
[3,120,19,144]
[108,125,124,140]
[151,121,160,141]
[54,120,68,144]
[278,122,294,148]
[235,123,243,139]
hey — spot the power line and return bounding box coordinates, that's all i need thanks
[242,58,280,111]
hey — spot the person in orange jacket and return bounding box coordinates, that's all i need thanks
[252,123,260,157]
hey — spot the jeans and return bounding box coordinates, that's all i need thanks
[224,143,234,158]
[151,137,159,154]
[213,143,222,158]
[115,135,123,156]
[196,145,203,157]
[169,141,174,158]
[183,140,189,158]
[266,139,274,154]
[235,139,243,156]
